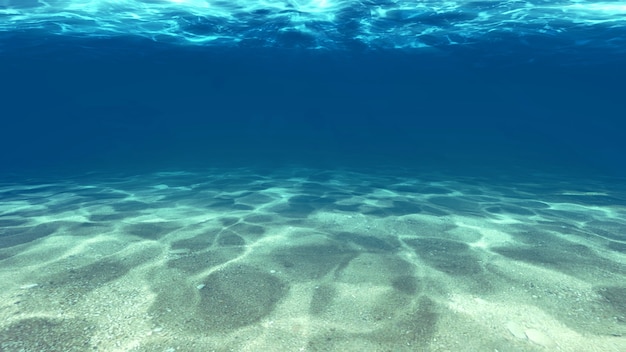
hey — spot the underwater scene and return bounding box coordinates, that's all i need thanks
[1,1,625,351]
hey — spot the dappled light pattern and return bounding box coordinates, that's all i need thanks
[0,167,625,351]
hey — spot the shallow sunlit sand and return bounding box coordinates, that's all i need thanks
[1,167,625,351]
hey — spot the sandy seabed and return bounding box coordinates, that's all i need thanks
[1,167,625,351]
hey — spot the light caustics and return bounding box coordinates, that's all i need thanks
[0,0,625,50]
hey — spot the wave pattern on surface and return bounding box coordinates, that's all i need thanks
[1,0,626,54]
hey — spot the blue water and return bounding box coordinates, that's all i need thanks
[1,1,626,351]
[1,0,626,176]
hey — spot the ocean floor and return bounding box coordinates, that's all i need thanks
[1,166,625,351]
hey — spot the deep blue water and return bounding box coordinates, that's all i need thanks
[0,1,625,176]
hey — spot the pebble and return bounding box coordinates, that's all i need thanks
[525,329,555,348]
[505,321,526,340]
